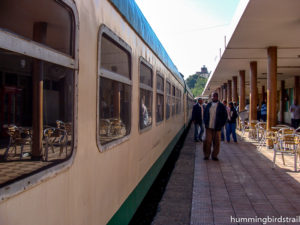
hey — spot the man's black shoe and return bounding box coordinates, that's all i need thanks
[212,157,219,161]
[203,157,209,160]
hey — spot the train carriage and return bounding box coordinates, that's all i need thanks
[0,0,193,224]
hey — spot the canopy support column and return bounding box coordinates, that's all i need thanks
[267,46,277,132]
[250,61,258,122]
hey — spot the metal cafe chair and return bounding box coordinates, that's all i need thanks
[240,120,250,137]
[43,127,67,161]
[277,127,295,139]
[255,122,266,142]
[258,130,277,151]
[294,127,300,135]
[3,125,32,160]
[273,134,300,172]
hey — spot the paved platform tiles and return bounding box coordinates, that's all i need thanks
[191,130,300,225]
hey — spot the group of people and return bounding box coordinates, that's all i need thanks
[192,92,300,161]
[192,93,238,161]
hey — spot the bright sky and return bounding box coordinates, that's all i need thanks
[135,0,240,78]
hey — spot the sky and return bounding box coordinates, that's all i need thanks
[135,0,240,78]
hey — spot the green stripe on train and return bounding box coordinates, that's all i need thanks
[107,126,185,225]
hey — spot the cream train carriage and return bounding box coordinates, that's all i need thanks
[0,0,194,224]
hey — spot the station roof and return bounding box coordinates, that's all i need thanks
[203,0,300,96]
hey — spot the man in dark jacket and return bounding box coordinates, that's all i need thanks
[192,98,204,142]
[203,93,227,160]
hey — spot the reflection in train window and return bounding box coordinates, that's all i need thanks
[172,85,176,116]
[0,0,74,56]
[156,74,164,123]
[0,49,74,167]
[101,35,130,79]
[179,90,182,114]
[166,81,171,120]
[175,88,182,115]
[98,33,131,146]
[0,0,77,188]
[139,62,153,130]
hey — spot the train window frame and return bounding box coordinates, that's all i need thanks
[156,72,164,125]
[139,57,153,133]
[166,80,171,120]
[0,0,79,201]
[171,84,176,117]
[0,0,77,67]
[97,25,132,152]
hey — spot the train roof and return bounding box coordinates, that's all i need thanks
[109,0,184,85]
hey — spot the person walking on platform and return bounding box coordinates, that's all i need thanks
[203,93,227,161]
[192,98,204,142]
[226,102,238,143]
[221,100,228,141]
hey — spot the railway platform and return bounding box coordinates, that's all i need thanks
[152,127,300,225]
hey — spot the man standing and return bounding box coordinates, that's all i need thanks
[260,101,267,122]
[221,100,228,141]
[290,100,300,129]
[203,93,227,160]
[226,102,238,143]
[192,98,204,142]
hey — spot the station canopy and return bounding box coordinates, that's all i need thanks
[203,0,300,96]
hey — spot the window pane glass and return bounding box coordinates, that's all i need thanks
[166,96,171,120]
[157,75,164,92]
[140,89,152,129]
[140,62,152,87]
[0,0,74,56]
[101,35,130,79]
[166,81,171,94]
[0,48,74,186]
[99,77,131,145]
[172,86,175,116]
[156,94,164,123]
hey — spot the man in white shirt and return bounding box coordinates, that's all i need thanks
[203,93,228,161]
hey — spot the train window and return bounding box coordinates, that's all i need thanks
[0,0,78,192]
[166,81,171,120]
[139,61,153,130]
[98,28,132,148]
[156,74,164,123]
[0,0,75,56]
[175,88,181,115]
[100,35,130,79]
[172,85,176,116]
[175,88,179,114]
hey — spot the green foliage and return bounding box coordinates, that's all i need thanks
[185,74,207,97]
[185,74,198,89]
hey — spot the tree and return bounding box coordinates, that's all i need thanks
[185,74,207,97]
[185,74,198,89]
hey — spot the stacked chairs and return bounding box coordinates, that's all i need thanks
[241,120,250,137]
[256,122,266,141]
[258,129,277,151]
[273,134,300,171]
[3,125,32,160]
[248,120,259,139]
[256,122,267,150]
